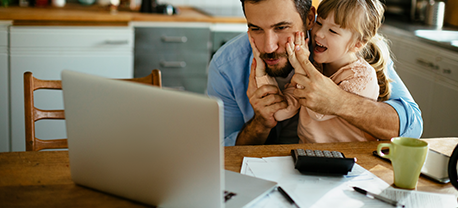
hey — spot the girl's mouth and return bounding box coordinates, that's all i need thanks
[314,41,328,53]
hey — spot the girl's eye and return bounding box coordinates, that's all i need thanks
[316,21,322,26]
[330,29,338,34]
[277,26,288,30]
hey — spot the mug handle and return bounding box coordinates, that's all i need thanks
[448,145,458,190]
[377,143,392,159]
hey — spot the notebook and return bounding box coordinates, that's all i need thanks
[61,70,276,208]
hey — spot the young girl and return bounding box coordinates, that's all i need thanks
[250,0,391,143]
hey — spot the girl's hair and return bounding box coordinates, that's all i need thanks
[317,0,391,101]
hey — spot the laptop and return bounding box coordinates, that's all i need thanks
[61,70,276,208]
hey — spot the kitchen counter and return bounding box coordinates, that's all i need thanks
[0,3,246,26]
[382,17,458,52]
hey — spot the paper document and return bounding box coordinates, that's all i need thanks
[242,156,457,208]
[380,188,457,208]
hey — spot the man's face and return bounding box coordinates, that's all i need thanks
[245,0,306,77]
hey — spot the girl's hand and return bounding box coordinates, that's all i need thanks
[248,31,266,77]
[286,31,310,76]
[287,31,311,89]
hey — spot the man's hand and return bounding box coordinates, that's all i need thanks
[236,58,288,145]
[247,59,287,128]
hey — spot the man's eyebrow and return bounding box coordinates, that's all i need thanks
[247,21,293,29]
[271,21,293,28]
[247,23,258,28]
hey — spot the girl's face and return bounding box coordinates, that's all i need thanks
[311,11,358,69]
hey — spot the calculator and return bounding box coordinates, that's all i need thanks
[291,149,356,175]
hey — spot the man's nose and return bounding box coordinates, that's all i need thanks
[263,32,279,54]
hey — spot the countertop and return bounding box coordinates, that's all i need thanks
[2,5,456,52]
[382,17,458,52]
[0,3,247,26]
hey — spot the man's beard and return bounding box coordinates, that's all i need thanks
[260,52,294,78]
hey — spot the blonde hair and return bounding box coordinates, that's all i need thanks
[317,0,391,101]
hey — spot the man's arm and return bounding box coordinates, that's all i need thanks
[383,61,423,138]
[334,91,399,140]
[206,62,246,146]
[236,116,274,145]
[291,67,399,140]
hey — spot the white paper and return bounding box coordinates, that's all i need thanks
[241,156,457,208]
[380,188,457,208]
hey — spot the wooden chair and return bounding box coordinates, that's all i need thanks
[24,70,162,151]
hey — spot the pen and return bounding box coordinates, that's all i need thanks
[352,186,405,207]
[277,186,300,208]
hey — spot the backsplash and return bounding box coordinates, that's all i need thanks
[158,0,241,7]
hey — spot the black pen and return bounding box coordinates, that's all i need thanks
[277,186,300,208]
[352,186,405,207]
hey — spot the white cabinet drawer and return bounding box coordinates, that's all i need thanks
[395,40,441,74]
[437,54,458,82]
[10,26,133,49]
[0,22,9,47]
[0,29,7,47]
[0,21,9,46]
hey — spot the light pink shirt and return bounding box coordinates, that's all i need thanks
[256,57,379,143]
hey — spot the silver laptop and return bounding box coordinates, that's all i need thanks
[61,70,276,208]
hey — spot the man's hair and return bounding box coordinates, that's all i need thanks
[240,0,312,28]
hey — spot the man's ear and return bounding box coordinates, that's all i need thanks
[306,6,316,31]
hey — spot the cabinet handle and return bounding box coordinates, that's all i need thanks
[104,40,129,45]
[416,58,439,71]
[161,36,188,43]
[160,61,186,68]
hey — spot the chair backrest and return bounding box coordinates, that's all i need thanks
[24,70,162,151]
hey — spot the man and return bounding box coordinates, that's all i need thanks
[207,0,423,146]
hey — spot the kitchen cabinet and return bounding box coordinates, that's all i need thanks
[9,26,134,152]
[210,23,247,57]
[133,22,246,94]
[381,25,458,138]
[134,22,212,94]
[0,21,10,152]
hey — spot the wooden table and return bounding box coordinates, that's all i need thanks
[1,138,457,207]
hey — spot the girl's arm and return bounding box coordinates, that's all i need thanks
[287,32,334,121]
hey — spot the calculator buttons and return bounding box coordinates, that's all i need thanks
[291,148,356,175]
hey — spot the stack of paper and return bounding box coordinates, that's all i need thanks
[241,156,457,208]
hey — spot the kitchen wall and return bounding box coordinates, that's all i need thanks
[160,0,321,8]
[445,0,458,27]
[159,0,321,10]
[158,0,241,7]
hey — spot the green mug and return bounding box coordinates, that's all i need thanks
[377,137,429,189]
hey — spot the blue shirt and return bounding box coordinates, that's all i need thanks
[207,33,423,146]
